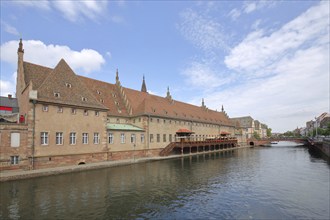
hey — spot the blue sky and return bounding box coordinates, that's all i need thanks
[1,1,329,133]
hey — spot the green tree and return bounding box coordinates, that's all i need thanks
[267,128,272,137]
[253,131,261,140]
[283,131,294,137]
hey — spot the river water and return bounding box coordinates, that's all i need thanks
[1,142,329,219]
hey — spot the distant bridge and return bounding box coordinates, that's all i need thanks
[247,137,309,146]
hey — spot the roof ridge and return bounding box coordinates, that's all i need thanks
[23,61,53,70]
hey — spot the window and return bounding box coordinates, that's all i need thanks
[54,92,60,98]
[82,97,87,102]
[41,132,48,145]
[95,111,99,116]
[94,133,100,144]
[150,134,154,143]
[169,134,172,142]
[70,132,76,145]
[108,133,114,144]
[157,119,160,123]
[97,90,101,95]
[131,134,136,143]
[71,108,76,115]
[10,156,19,165]
[65,82,72,88]
[82,133,88,144]
[58,106,63,113]
[150,118,153,122]
[10,133,20,147]
[157,134,160,143]
[116,118,120,123]
[42,105,48,112]
[163,119,166,123]
[84,110,88,116]
[56,132,63,145]
[163,134,166,142]
[120,133,125,144]
[141,134,145,143]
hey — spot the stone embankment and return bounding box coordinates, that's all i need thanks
[0,145,249,182]
[309,138,330,158]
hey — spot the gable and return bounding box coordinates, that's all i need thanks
[36,59,107,110]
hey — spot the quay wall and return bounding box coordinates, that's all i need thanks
[0,146,248,182]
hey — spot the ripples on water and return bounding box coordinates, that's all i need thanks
[1,142,329,219]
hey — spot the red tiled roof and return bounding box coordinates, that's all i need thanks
[22,59,235,126]
[23,60,108,110]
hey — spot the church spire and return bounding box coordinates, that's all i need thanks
[116,69,119,82]
[202,98,205,108]
[166,86,172,101]
[141,75,147,92]
[221,105,224,112]
[18,38,24,53]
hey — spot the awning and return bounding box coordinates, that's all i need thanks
[107,123,144,131]
[176,128,194,134]
[220,131,231,136]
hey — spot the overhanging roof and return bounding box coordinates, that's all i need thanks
[107,123,144,131]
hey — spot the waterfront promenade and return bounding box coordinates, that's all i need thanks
[0,145,248,182]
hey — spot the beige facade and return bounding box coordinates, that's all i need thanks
[0,39,241,171]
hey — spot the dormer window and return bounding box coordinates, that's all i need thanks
[54,92,60,98]
[100,99,104,103]
[82,97,87,102]
[97,90,101,95]
[65,83,72,88]
[112,93,116,98]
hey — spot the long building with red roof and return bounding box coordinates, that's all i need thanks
[0,39,240,170]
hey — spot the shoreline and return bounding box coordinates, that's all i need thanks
[0,145,250,182]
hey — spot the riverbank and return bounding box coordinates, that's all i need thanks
[0,145,250,182]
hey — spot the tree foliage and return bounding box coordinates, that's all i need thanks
[253,131,261,140]
[266,128,272,137]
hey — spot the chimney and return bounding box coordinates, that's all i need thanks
[8,94,12,99]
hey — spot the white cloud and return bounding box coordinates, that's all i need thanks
[0,79,15,97]
[225,1,329,75]
[199,1,330,132]
[14,0,51,10]
[181,1,329,132]
[204,43,329,132]
[12,0,108,22]
[178,8,228,51]
[1,40,105,74]
[181,60,233,90]
[1,21,19,36]
[0,72,17,97]
[53,1,108,22]
[228,8,241,20]
[229,1,277,21]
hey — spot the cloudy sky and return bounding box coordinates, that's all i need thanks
[1,1,329,133]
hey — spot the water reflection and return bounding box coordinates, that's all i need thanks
[1,148,329,219]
